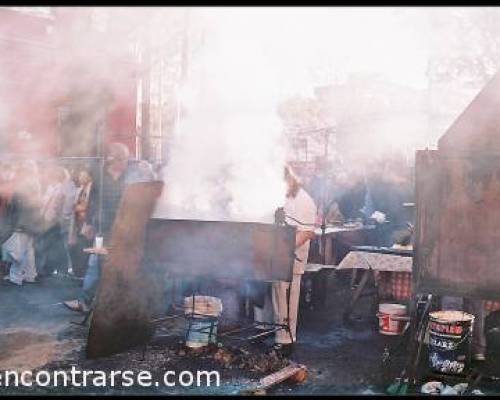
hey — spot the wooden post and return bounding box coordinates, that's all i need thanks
[87,181,164,358]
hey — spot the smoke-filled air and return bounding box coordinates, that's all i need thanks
[153,10,287,222]
[4,6,500,396]
[153,7,426,222]
[152,7,500,221]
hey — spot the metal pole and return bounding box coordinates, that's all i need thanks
[320,128,335,264]
[96,110,106,237]
[158,57,163,163]
[141,45,151,162]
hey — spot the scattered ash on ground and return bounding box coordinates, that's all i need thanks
[0,271,400,395]
[5,271,500,395]
[7,329,290,395]
[0,327,83,373]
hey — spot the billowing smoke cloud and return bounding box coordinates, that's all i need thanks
[3,7,499,217]
[153,12,287,222]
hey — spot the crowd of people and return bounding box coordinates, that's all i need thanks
[0,142,156,290]
[0,159,89,285]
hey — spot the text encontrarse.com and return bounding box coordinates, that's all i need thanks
[0,368,220,388]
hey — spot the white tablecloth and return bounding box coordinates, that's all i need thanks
[336,251,412,273]
[314,225,375,236]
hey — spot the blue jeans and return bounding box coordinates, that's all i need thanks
[82,253,101,307]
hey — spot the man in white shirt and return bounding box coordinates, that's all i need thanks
[256,165,317,356]
[276,166,317,354]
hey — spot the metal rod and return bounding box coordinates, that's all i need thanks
[218,324,257,337]
[96,114,105,236]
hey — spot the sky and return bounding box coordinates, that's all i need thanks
[197,7,431,98]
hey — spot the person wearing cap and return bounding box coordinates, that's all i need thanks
[254,165,317,356]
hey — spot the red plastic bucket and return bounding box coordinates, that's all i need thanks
[377,303,408,335]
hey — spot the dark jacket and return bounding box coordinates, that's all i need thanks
[85,160,155,239]
[0,193,44,244]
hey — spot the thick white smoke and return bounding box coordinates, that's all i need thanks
[153,11,287,222]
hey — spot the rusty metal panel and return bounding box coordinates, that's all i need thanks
[414,150,500,299]
[143,218,297,282]
[87,181,164,359]
[414,150,443,295]
[438,72,500,153]
[416,72,500,299]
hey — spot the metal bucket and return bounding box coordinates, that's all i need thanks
[184,296,222,348]
[185,316,219,348]
[428,310,474,375]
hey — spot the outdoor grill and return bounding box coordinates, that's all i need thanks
[87,182,297,358]
[143,218,297,282]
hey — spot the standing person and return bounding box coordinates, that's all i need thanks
[0,163,16,242]
[61,167,77,274]
[2,161,43,286]
[0,163,15,208]
[37,165,70,277]
[68,169,95,278]
[254,165,317,356]
[64,142,154,312]
[274,166,317,355]
[0,163,17,277]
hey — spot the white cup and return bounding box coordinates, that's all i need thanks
[95,236,104,249]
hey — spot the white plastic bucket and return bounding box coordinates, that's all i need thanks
[183,296,223,317]
[377,303,408,335]
[184,296,223,348]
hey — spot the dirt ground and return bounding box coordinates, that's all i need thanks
[1,271,499,395]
